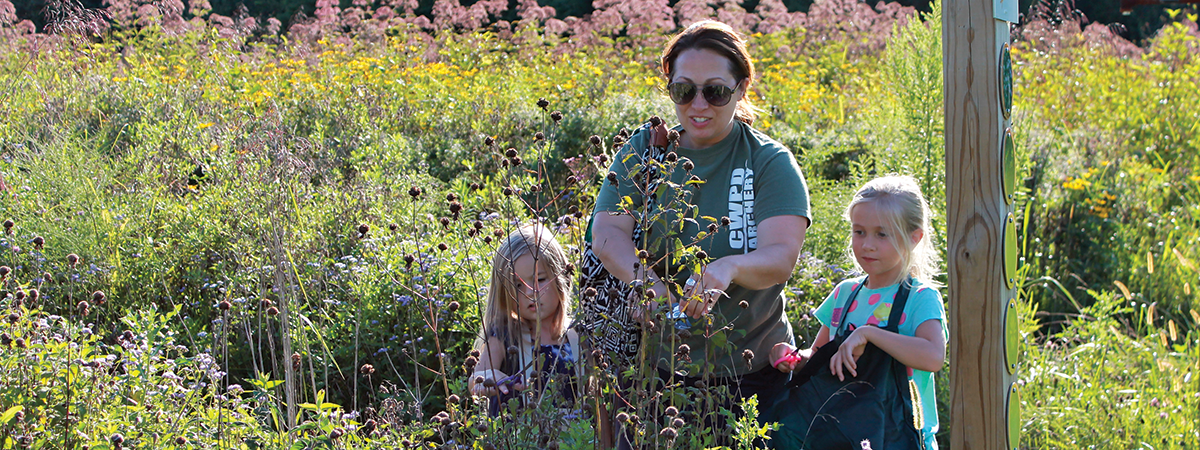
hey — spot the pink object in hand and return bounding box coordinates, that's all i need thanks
[773,352,803,368]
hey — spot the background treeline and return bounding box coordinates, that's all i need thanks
[6,0,1194,42]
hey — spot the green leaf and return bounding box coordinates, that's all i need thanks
[1,406,23,424]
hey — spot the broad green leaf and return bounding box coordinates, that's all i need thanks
[1,406,23,424]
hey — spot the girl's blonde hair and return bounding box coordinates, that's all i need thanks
[845,175,942,288]
[477,224,573,352]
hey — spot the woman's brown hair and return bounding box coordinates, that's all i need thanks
[660,20,758,125]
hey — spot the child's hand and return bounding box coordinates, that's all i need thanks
[470,369,520,397]
[770,342,803,372]
[830,326,872,381]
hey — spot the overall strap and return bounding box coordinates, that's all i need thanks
[833,279,868,338]
[884,277,914,333]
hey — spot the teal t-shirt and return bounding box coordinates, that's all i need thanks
[593,121,811,378]
[814,276,948,448]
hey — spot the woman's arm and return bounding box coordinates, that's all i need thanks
[592,213,672,307]
[681,214,808,318]
[828,319,946,381]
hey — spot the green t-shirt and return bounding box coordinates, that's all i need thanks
[593,121,811,378]
[814,276,948,449]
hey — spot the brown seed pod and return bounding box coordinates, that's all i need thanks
[660,427,677,440]
[583,287,597,298]
[695,251,708,260]
[2,219,12,232]
[708,223,719,233]
[439,217,450,227]
[292,352,302,371]
[606,172,618,184]
[649,116,662,127]
[437,243,448,251]
[589,135,602,146]
[502,187,514,196]
[739,300,750,309]
[505,148,518,158]
[720,216,731,226]
[32,236,44,249]
[616,412,629,423]
[218,301,232,311]
[598,154,609,164]
[485,136,495,146]
[176,436,187,445]
[534,132,545,141]
[67,253,80,266]
[447,394,461,404]
[447,301,460,312]
[357,224,370,235]
[266,307,280,316]
[408,186,423,199]
[360,364,375,375]
[537,98,549,110]
[665,152,677,163]
[682,160,695,171]
[0,266,10,278]
[665,406,679,417]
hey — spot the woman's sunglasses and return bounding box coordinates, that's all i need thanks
[666,81,741,107]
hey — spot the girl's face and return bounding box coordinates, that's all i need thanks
[850,201,914,285]
[511,253,561,325]
[670,48,744,150]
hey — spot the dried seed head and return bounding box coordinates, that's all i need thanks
[93,290,106,304]
[6,313,19,324]
[677,328,692,339]
[470,182,481,191]
[1,333,10,346]
[67,253,80,266]
[464,355,478,369]
[695,251,708,260]
[607,287,620,297]
[534,132,545,141]
[447,301,460,312]
[511,156,523,166]
[616,412,629,423]
[330,428,345,439]
[467,228,478,237]
[404,254,415,265]
[408,186,423,199]
[32,236,44,249]
[720,216,731,226]
[43,272,52,283]
[110,433,125,445]
[665,152,678,163]
[638,250,649,260]
[292,352,302,370]
[469,349,481,358]
[2,219,12,232]
[483,236,493,244]
[537,98,549,110]
[583,287,597,298]
[649,116,662,127]
[0,266,10,278]
[483,378,497,388]
[14,338,26,349]
[475,421,488,432]
[218,300,232,311]
[260,298,274,309]
[708,223,719,233]
[360,363,375,375]
[493,228,505,237]
[447,394,461,404]
[507,345,519,355]
[598,154,609,164]
[739,300,750,309]
[446,192,458,202]
[606,172,618,184]
[672,417,686,428]
[449,202,463,215]
[565,175,578,186]
[693,380,706,389]
[13,410,23,422]
[689,175,701,183]
[613,135,625,146]
[589,135,602,146]
[676,344,691,356]
[267,306,280,316]
[660,427,677,440]
[358,224,370,235]
[667,129,680,143]
[485,136,495,146]
[14,290,25,300]
[665,406,679,416]
[682,160,694,171]
[742,349,755,362]
[437,243,449,251]
[27,289,38,301]
[551,111,564,124]
[77,300,90,314]
[530,184,541,193]
[500,159,509,168]
[505,148,518,158]
[503,187,514,196]
[440,217,450,227]
[122,330,134,341]
[175,436,186,445]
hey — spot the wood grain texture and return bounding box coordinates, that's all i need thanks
[944,1,1012,448]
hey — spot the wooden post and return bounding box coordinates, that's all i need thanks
[944,0,1018,448]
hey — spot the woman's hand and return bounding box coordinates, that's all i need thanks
[829,326,873,381]
[680,257,735,319]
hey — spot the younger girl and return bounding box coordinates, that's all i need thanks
[770,175,948,449]
[468,224,583,414]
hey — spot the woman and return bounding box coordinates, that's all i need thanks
[588,19,811,440]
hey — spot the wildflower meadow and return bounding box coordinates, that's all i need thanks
[0,0,1197,448]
